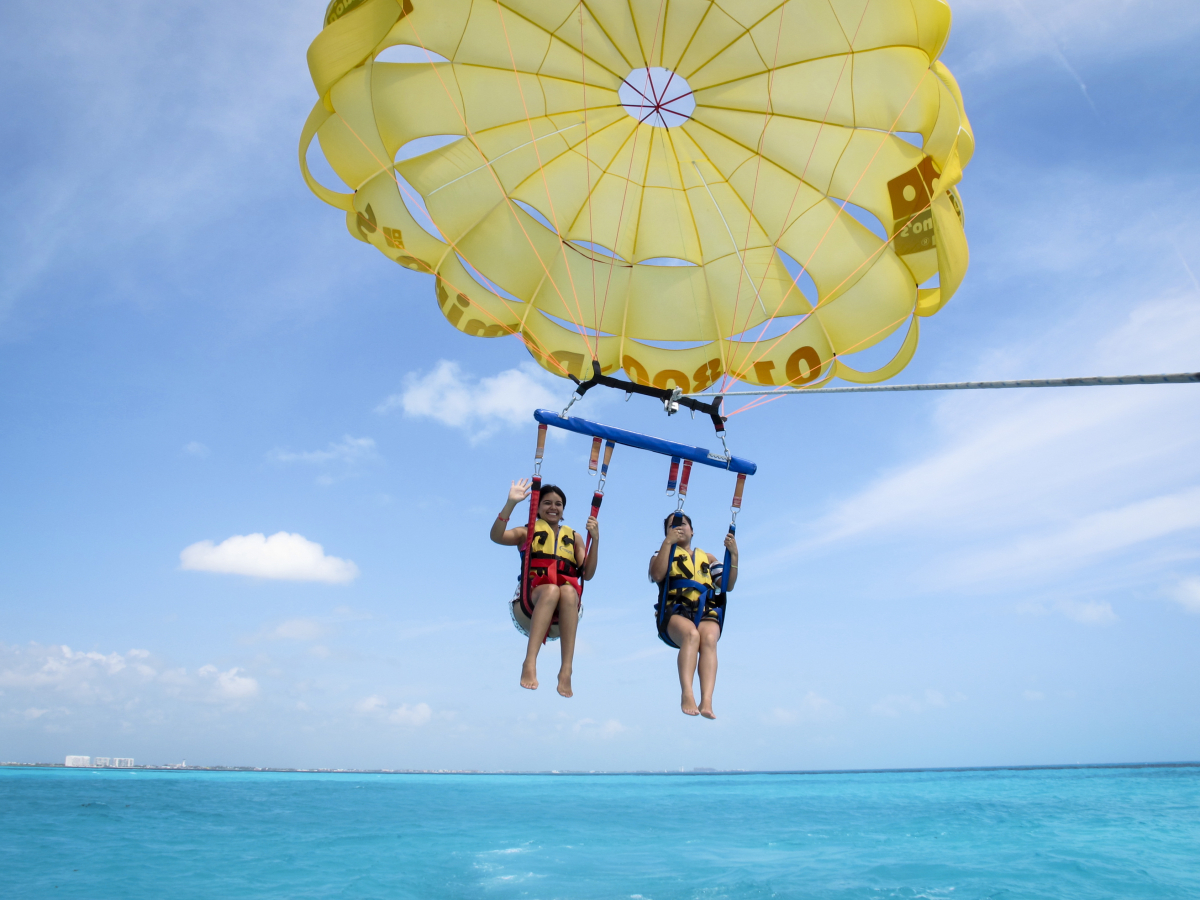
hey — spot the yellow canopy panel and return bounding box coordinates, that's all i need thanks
[301,0,972,390]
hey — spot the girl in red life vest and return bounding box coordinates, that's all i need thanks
[650,513,738,719]
[491,479,599,697]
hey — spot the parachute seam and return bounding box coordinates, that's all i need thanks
[732,67,933,383]
[720,2,789,392]
[495,0,595,357]
[579,3,600,350]
[668,3,714,74]
[402,18,594,362]
[577,2,637,72]
[724,1,880,384]
[729,309,918,416]
[665,127,728,381]
[595,0,670,366]
[328,110,572,376]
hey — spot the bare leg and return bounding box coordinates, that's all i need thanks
[696,620,721,719]
[555,585,579,697]
[667,616,700,716]
[521,585,561,690]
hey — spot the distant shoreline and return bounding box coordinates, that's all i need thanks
[2,761,1198,776]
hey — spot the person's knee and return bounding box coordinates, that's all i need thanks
[533,586,560,607]
[558,587,579,610]
[700,628,719,648]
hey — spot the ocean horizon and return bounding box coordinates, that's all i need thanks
[4,762,1199,898]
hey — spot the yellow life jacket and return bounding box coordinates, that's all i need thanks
[663,546,713,604]
[525,519,581,580]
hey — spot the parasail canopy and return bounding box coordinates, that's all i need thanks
[301,0,973,392]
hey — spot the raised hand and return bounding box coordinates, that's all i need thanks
[585,516,599,538]
[508,478,532,505]
[666,525,688,546]
[724,532,738,554]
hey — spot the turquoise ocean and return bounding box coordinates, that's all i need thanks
[3,764,1198,898]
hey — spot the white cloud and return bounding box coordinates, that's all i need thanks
[572,717,626,738]
[765,692,841,725]
[0,643,258,718]
[1168,578,1200,614]
[198,665,259,700]
[378,360,561,440]
[1024,690,1045,702]
[353,695,432,726]
[782,293,1200,600]
[270,619,324,641]
[1057,599,1118,626]
[183,441,210,458]
[389,703,432,726]
[268,436,378,466]
[354,695,387,714]
[180,532,359,583]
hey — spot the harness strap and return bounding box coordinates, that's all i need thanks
[519,424,548,641]
[584,440,615,571]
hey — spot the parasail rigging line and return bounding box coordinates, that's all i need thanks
[595,0,670,364]
[721,0,873,391]
[722,1,798,391]
[401,20,597,354]
[495,1,596,361]
[578,3,598,357]
[727,304,920,416]
[426,123,583,196]
[731,64,936,385]
[699,372,1200,400]
[328,110,576,378]
[692,161,770,317]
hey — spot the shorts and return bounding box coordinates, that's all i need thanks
[654,595,724,649]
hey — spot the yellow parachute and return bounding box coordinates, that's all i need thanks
[301,0,972,392]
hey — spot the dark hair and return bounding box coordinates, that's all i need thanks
[538,484,566,508]
[663,512,693,534]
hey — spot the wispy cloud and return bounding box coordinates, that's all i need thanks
[1167,578,1200,614]
[0,643,258,715]
[197,665,259,700]
[353,695,432,726]
[377,360,561,441]
[180,532,359,583]
[776,292,1200,601]
[269,619,325,641]
[268,436,378,466]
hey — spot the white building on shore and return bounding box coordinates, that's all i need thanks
[65,756,136,767]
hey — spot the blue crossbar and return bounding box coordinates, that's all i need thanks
[533,410,757,476]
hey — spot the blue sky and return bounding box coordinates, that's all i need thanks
[2,0,1199,771]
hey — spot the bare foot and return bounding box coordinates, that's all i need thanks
[557,668,573,698]
[681,692,700,716]
[699,704,716,720]
[521,659,538,690]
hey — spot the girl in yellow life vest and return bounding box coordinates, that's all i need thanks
[491,479,599,697]
[649,513,738,720]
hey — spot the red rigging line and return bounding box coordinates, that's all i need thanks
[329,111,575,377]
[728,68,939,387]
[401,18,596,353]
[595,0,670,350]
[721,0,882,388]
[494,0,594,359]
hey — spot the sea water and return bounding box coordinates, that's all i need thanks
[2,765,1198,899]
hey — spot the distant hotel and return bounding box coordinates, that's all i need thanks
[65,756,134,767]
